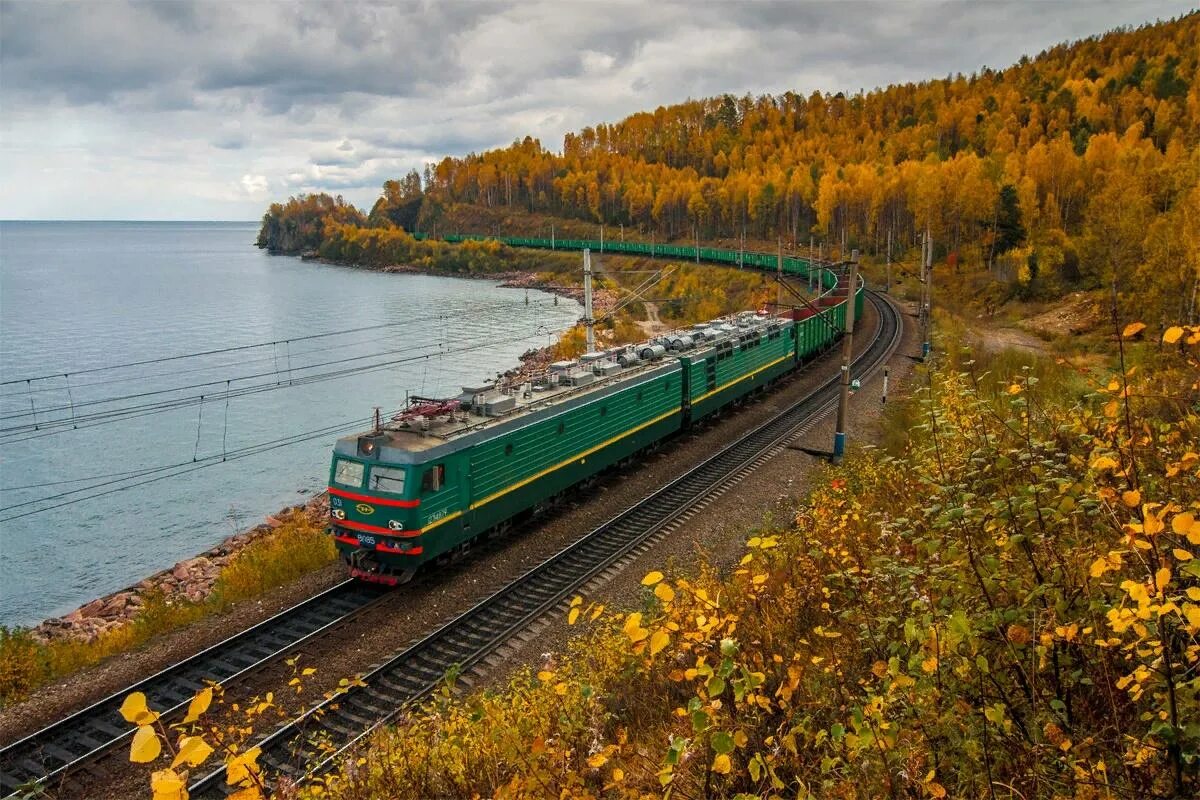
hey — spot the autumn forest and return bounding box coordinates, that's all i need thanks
[260,13,1198,328]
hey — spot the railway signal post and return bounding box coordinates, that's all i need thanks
[832,250,860,464]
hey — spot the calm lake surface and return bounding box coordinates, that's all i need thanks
[0,221,581,627]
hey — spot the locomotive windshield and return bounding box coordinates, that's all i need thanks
[369,466,407,494]
[333,458,365,488]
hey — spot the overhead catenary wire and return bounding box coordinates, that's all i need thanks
[0,406,406,522]
[0,314,550,422]
[0,301,567,396]
[0,324,559,445]
[0,319,572,440]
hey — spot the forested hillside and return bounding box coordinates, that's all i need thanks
[260,13,1198,324]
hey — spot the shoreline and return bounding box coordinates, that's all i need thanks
[26,494,331,644]
[19,257,601,644]
[295,251,601,307]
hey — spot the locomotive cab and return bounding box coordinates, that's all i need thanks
[328,436,426,582]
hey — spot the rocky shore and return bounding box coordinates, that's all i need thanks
[25,264,621,648]
[30,494,331,645]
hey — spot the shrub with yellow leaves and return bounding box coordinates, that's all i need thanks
[127,658,320,800]
[289,323,1198,799]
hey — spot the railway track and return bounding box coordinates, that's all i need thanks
[0,580,390,796]
[187,291,902,797]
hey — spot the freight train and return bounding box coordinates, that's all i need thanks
[328,239,862,584]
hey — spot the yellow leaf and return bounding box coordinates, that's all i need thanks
[654,582,675,603]
[1162,326,1184,344]
[1142,505,1164,536]
[172,735,214,769]
[226,747,262,787]
[712,753,731,774]
[612,767,625,782]
[649,629,670,656]
[623,613,649,643]
[228,789,263,800]
[119,691,158,726]
[130,725,162,764]
[928,782,948,798]
[641,571,664,586]
[1091,455,1118,471]
[1122,322,1146,338]
[1007,383,1022,395]
[1089,557,1110,578]
[554,682,568,696]
[537,670,554,682]
[1172,548,1193,562]
[150,768,188,800]
[921,656,939,673]
[301,667,317,676]
[1184,604,1200,630]
[1155,567,1172,593]
[1186,587,1200,602]
[1103,400,1119,418]
[183,687,213,724]
[1172,512,1196,536]
[570,595,583,607]
[587,751,609,768]
[1121,490,1141,507]
[568,607,580,625]
[590,603,605,621]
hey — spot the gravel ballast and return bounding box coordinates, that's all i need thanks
[13,298,916,799]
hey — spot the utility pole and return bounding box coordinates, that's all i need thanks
[832,250,859,464]
[921,227,932,359]
[551,224,555,250]
[886,228,892,294]
[695,224,700,263]
[739,224,745,269]
[583,248,595,354]
[600,224,604,253]
[776,238,783,311]
[809,235,815,293]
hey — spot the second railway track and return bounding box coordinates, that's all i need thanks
[0,580,390,796]
[187,290,902,797]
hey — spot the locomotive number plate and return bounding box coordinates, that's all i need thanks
[357,534,376,547]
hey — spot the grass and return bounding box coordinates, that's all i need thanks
[0,511,335,709]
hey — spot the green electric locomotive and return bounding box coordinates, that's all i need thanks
[328,297,854,584]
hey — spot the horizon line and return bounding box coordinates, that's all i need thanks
[2,219,258,221]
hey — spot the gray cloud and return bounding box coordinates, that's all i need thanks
[0,0,1193,219]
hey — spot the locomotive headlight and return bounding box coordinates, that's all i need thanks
[388,520,405,531]
[332,509,346,520]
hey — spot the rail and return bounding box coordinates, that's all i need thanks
[189,291,900,797]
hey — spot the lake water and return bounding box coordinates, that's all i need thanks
[0,221,581,627]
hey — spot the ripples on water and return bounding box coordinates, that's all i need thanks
[0,222,581,627]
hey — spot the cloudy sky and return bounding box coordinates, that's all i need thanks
[0,1,1192,220]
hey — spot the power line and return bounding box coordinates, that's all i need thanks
[0,299,566,391]
[0,320,545,440]
[0,319,565,437]
[0,408,403,523]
